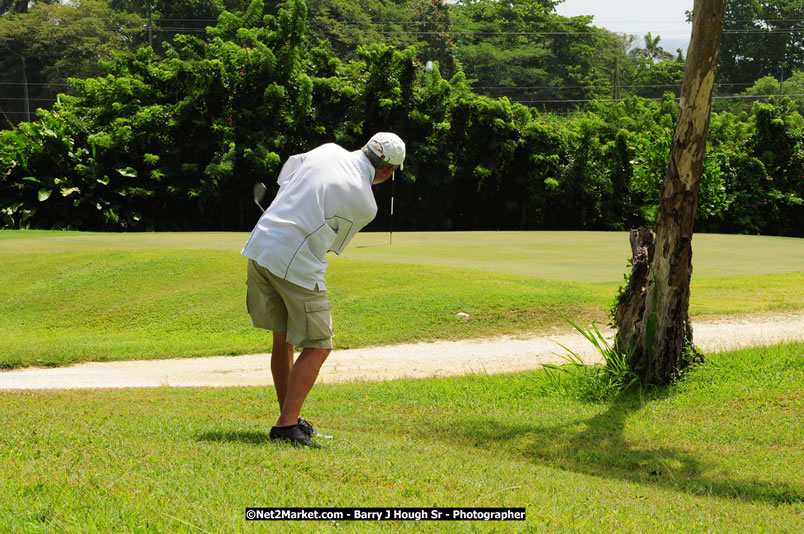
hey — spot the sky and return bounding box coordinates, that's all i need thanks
[554,0,695,53]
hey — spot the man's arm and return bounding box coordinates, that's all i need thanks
[328,207,376,255]
[328,216,357,254]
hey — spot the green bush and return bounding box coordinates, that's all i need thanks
[1,1,802,236]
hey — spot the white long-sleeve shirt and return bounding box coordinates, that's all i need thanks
[241,143,378,290]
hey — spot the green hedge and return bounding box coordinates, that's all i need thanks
[1,0,802,236]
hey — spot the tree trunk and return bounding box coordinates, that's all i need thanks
[615,0,726,385]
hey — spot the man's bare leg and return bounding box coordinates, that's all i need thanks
[275,347,331,427]
[271,332,295,411]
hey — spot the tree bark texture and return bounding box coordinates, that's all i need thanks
[615,0,726,385]
[615,228,655,352]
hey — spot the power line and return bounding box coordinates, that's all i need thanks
[3,16,804,36]
[730,18,804,23]
[154,18,219,22]
[0,97,58,101]
[474,80,784,91]
[0,82,68,87]
[713,93,804,99]
[3,79,797,95]
[0,79,798,96]
[118,27,804,36]
[147,27,207,33]
[506,93,804,105]
[722,28,804,34]
[474,83,683,90]
[2,93,798,119]
[2,89,797,107]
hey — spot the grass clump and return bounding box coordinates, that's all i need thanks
[540,318,641,402]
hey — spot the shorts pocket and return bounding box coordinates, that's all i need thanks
[246,281,258,315]
[304,300,332,340]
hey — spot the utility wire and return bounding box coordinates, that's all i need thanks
[0,82,69,86]
[3,92,798,110]
[4,17,804,36]
[0,97,60,101]
[2,91,797,115]
[507,93,804,104]
[1,78,794,93]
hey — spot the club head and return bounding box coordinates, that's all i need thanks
[252,182,267,213]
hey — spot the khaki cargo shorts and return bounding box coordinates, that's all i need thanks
[246,259,333,349]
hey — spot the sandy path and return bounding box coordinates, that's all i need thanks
[1,313,802,390]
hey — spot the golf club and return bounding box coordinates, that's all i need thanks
[253,182,267,213]
[389,171,394,245]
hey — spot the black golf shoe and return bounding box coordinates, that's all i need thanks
[298,418,334,440]
[269,424,325,448]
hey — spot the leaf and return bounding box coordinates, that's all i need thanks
[105,208,119,224]
[38,188,52,202]
[61,187,80,197]
[1,210,13,227]
[21,209,36,223]
[22,176,40,183]
[117,167,137,178]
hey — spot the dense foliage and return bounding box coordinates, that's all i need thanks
[0,1,143,126]
[718,0,804,91]
[1,0,802,235]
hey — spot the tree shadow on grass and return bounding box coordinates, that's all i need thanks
[197,430,271,445]
[433,397,801,506]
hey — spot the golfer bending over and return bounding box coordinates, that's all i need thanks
[242,132,405,448]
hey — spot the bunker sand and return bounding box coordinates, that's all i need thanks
[1,313,801,390]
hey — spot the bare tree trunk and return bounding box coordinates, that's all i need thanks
[615,0,726,385]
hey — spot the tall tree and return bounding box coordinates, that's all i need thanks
[717,0,804,92]
[105,0,233,51]
[451,0,608,107]
[303,0,415,61]
[615,0,727,384]
[0,1,143,126]
[0,0,58,16]
[630,32,674,62]
[409,0,457,78]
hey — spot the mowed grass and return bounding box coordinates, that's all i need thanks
[1,230,802,369]
[341,231,804,281]
[0,343,801,532]
[4,229,803,281]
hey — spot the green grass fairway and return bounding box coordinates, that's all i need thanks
[341,231,804,282]
[0,230,802,368]
[3,230,802,282]
[1,343,801,532]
